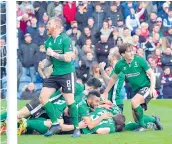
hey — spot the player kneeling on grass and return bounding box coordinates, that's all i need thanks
[103,43,163,132]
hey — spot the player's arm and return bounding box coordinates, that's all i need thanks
[47,48,73,62]
[146,68,156,98]
[83,113,112,130]
[38,58,52,78]
[103,74,118,99]
[99,62,110,85]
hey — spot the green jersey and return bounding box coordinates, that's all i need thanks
[82,108,115,134]
[107,104,121,115]
[108,71,125,105]
[44,33,75,75]
[113,55,150,92]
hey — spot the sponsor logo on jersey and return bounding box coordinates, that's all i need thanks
[125,72,140,78]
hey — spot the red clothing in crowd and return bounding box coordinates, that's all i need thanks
[141,29,150,39]
[63,2,77,24]
[20,20,28,34]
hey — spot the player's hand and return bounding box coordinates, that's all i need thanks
[79,120,87,129]
[46,48,55,57]
[101,113,113,119]
[99,62,106,70]
[149,88,157,98]
[39,61,44,69]
[101,92,108,100]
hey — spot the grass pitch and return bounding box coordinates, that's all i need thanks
[1,100,172,144]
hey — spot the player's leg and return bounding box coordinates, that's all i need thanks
[40,76,59,125]
[131,94,146,132]
[131,87,152,131]
[62,73,80,138]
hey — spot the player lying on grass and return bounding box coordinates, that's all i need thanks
[103,43,163,132]
[0,78,102,135]
[16,91,122,135]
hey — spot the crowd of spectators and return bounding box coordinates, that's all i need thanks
[1,1,172,99]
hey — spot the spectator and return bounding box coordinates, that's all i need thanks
[76,60,90,84]
[137,1,148,23]
[25,5,35,18]
[156,17,164,34]
[136,48,145,58]
[33,45,46,72]
[108,28,119,47]
[100,20,113,38]
[106,2,124,27]
[126,4,146,35]
[67,26,81,41]
[121,1,139,19]
[33,1,46,23]
[158,2,169,20]
[92,2,106,32]
[144,36,156,59]
[151,23,164,38]
[163,6,172,33]
[33,24,48,46]
[121,27,133,44]
[75,2,89,31]
[20,1,34,14]
[20,13,29,34]
[135,28,146,44]
[63,1,77,30]
[78,27,96,47]
[116,18,125,37]
[54,6,65,25]
[161,66,172,99]
[83,52,98,71]
[95,34,113,63]
[116,37,123,47]
[154,48,163,67]
[140,22,150,39]
[79,44,95,60]
[26,16,38,39]
[38,12,49,27]
[166,27,172,46]
[132,35,141,51]
[47,1,63,18]
[87,17,97,37]
[148,12,158,32]
[16,2,24,18]
[20,83,39,100]
[161,47,172,71]
[82,1,94,18]
[17,20,24,47]
[18,33,39,82]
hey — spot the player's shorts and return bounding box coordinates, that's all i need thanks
[43,72,76,93]
[134,87,152,111]
[25,96,45,118]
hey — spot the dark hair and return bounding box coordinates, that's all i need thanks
[113,114,126,132]
[86,77,102,89]
[118,43,133,55]
[88,90,100,98]
[164,66,171,71]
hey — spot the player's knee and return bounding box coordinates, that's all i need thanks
[39,95,46,104]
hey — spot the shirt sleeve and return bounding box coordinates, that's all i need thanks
[113,61,121,75]
[138,56,150,71]
[63,37,73,53]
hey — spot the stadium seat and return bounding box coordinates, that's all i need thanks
[34,83,43,94]
[19,76,31,83]
[18,82,29,92]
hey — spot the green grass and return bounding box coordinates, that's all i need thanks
[1,100,172,144]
